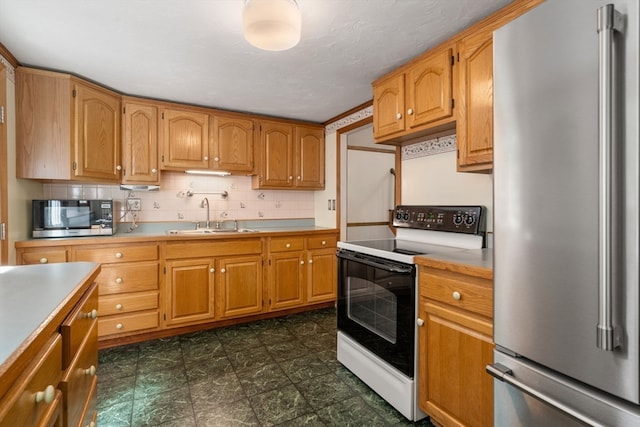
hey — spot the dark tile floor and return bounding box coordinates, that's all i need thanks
[97,307,436,426]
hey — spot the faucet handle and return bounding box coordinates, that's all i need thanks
[233,219,238,231]
[192,221,200,230]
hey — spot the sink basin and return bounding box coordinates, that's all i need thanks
[166,228,259,235]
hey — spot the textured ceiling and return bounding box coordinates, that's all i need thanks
[0,0,512,123]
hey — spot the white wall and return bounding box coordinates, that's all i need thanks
[402,150,493,231]
[313,128,337,228]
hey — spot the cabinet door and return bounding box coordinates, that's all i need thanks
[406,47,453,129]
[164,258,215,326]
[457,30,494,172]
[294,126,325,189]
[418,300,494,427]
[217,255,263,318]
[160,107,210,170]
[255,121,294,188]
[122,101,159,184]
[373,73,405,139]
[306,248,336,304]
[269,252,304,310]
[212,115,255,173]
[73,81,121,181]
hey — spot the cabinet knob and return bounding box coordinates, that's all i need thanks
[285,243,291,248]
[297,176,301,180]
[115,277,123,284]
[308,259,313,264]
[416,318,425,327]
[85,309,98,319]
[396,112,402,120]
[35,385,55,404]
[116,323,123,330]
[204,156,209,161]
[87,422,96,427]
[151,168,158,174]
[289,176,293,180]
[115,252,123,258]
[214,157,220,161]
[39,257,48,264]
[210,268,215,273]
[452,291,461,301]
[220,268,226,273]
[407,108,414,115]
[116,303,123,310]
[321,240,326,245]
[84,365,97,376]
[116,165,122,171]
[300,260,305,265]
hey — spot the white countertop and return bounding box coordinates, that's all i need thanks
[0,262,99,367]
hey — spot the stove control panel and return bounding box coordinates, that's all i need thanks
[392,205,485,235]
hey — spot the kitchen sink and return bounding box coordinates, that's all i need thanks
[166,228,259,235]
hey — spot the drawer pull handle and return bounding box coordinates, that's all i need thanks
[452,291,461,301]
[321,240,326,245]
[87,422,97,427]
[85,309,98,319]
[115,252,123,258]
[35,385,55,404]
[84,365,97,376]
[115,277,123,284]
[286,243,291,248]
[116,303,123,310]
[39,257,48,264]
[416,318,425,327]
[116,323,123,330]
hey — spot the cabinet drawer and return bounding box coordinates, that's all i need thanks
[74,244,158,264]
[20,249,68,265]
[60,322,98,427]
[97,262,159,295]
[79,374,97,427]
[269,237,304,252]
[164,239,262,259]
[307,235,337,250]
[0,334,62,427]
[60,283,98,369]
[99,291,158,316]
[98,311,159,337]
[420,270,492,318]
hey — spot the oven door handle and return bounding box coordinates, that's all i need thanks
[337,250,413,274]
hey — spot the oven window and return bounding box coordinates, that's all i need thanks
[347,276,397,343]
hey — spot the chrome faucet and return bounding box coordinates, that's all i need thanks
[200,197,210,228]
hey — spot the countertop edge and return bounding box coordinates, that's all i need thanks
[415,248,493,280]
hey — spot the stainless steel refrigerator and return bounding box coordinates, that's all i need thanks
[491,0,640,425]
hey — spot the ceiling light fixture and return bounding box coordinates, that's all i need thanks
[242,0,301,51]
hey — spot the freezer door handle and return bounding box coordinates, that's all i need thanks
[487,363,607,427]
[596,3,623,352]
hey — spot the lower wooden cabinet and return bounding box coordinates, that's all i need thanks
[164,257,216,326]
[216,255,263,318]
[417,264,494,427]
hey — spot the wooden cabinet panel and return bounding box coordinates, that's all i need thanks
[254,120,294,188]
[0,334,62,427]
[96,262,159,295]
[98,311,159,338]
[269,236,304,252]
[306,248,336,303]
[217,255,263,318]
[373,73,405,139]
[406,48,453,128]
[59,322,98,427]
[294,126,325,189]
[73,81,121,181]
[164,239,262,259]
[307,235,337,250]
[73,243,158,264]
[122,100,159,184]
[420,270,492,318]
[160,107,210,170]
[98,291,158,316]
[269,252,304,310]
[60,284,98,369]
[164,258,216,326]
[212,115,255,173]
[19,248,68,265]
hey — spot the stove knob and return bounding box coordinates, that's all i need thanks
[465,215,476,225]
[453,213,464,225]
[403,212,410,221]
[395,211,403,221]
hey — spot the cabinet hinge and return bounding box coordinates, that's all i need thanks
[161,112,164,119]
[0,223,6,241]
[457,52,460,62]
[123,106,126,114]
[163,266,166,274]
[451,55,455,66]
[72,89,76,98]
[163,313,166,321]
[0,105,4,124]
[72,161,77,171]
[451,99,455,109]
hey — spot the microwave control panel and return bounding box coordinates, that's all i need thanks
[392,205,485,235]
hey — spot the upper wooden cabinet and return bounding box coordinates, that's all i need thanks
[212,115,255,173]
[16,67,122,183]
[253,120,324,190]
[160,106,210,170]
[122,99,160,184]
[373,45,455,144]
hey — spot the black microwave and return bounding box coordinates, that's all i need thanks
[32,199,115,238]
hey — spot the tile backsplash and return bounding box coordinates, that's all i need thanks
[43,172,315,224]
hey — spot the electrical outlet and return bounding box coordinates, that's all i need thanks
[127,198,141,211]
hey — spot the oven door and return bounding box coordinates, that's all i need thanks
[336,249,416,378]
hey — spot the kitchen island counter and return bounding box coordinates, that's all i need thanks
[0,262,100,400]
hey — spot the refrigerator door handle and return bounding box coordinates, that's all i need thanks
[596,3,623,352]
[487,363,607,427]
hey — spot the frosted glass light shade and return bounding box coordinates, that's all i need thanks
[242,0,301,51]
